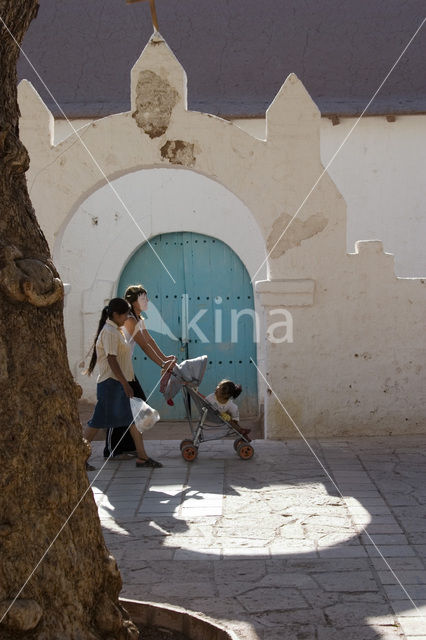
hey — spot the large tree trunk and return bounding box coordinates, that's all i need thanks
[0,2,138,638]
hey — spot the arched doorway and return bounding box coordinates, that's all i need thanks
[118,232,258,420]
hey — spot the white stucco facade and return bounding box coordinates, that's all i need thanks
[233,116,426,279]
[18,33,426,438]
[53,113,426,279]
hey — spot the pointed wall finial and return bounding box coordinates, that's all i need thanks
[266,73,320,144]
[18,80,54,146]
[130,34,187,138]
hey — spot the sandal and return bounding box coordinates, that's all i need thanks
[136,457,163,468]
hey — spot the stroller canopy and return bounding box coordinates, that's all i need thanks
[162,355,208,403]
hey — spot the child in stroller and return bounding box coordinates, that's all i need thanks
[161,356,255,461]
[205,380,251,441]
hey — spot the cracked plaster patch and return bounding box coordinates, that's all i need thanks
[160,140,196,167]
[267,212,328,257]
[132,70,179,138]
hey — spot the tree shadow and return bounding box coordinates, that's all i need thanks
[88,438,426,640]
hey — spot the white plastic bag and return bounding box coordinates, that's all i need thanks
[130,397,160,433]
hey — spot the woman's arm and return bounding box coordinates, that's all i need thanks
[107,354,134,398]
[125,317,176,369]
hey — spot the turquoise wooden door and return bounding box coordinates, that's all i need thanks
[118,232,258,420]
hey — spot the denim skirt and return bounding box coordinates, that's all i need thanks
[88,378,133,429]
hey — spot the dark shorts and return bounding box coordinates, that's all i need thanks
[88,378,134,429]
[103,377,147,457]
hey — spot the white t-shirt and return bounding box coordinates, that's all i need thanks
[122,317,146,356]
[205,393,239,420]
[96,319,134,383]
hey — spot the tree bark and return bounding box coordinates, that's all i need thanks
[0,2,138,638]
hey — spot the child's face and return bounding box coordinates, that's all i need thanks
[215,384,229,401]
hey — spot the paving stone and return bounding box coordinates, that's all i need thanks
[317,626,402,640]
[255,607,326,627]
[318,546,368,558]
[269,541,317,554]
[314,570,377,592]
[347,504,393,514]
[397,617,426,635]
[407,533,426,545]
[254,624,316,640]
[384,584,426,600]
[364,525,405,535]
[237,587,308,613]
[365,545,416,557]
[371,557,426,571]
[385,494,420,506]
[258,572,318,589]
[345,497,387,506]
[361,533,409,545]
[180,507,223,517]
[85,437,426,640]
[323,602,393,627]
[390,602,426,616]
[123,567,166,584]
[222,547,270,558]
[173,548,222,560]
[150,581,218,598]
[340,592,388,604]
[283,557,371,572]
[378,571,426,585]
[317,533,362,546]
[186,597,248,619]
[301,590,343,609]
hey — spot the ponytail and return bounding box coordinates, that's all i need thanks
[85,306,109,375]
[84,298,130,375]
[232,384,242,399]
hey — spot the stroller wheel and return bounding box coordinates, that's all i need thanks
[237,443,254,460]
[182,444,198,462]
[180,439,193,451]
[233,437,244,451]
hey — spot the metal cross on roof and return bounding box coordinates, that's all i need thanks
[126,0,160,32]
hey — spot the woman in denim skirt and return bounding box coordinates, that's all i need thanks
[84,297,162,469]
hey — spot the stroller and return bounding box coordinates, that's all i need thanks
[162,355,255,462]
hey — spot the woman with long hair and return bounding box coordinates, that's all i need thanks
[85,297,161,468]
[123,284,176,371]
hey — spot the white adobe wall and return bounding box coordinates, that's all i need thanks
[233,116,426,278]
[54,113,426,279]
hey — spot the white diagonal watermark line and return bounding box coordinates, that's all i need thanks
[0,370,165,626]
[0,14,176,284]
[250,357,422,612]
[251,16,426,284]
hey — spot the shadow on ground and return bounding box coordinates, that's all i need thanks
[83,406,426,640]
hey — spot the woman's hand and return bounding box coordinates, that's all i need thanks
[161,356,177,374]
[123,381,134,398]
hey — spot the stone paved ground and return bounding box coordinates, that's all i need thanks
[86,435,426,640]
